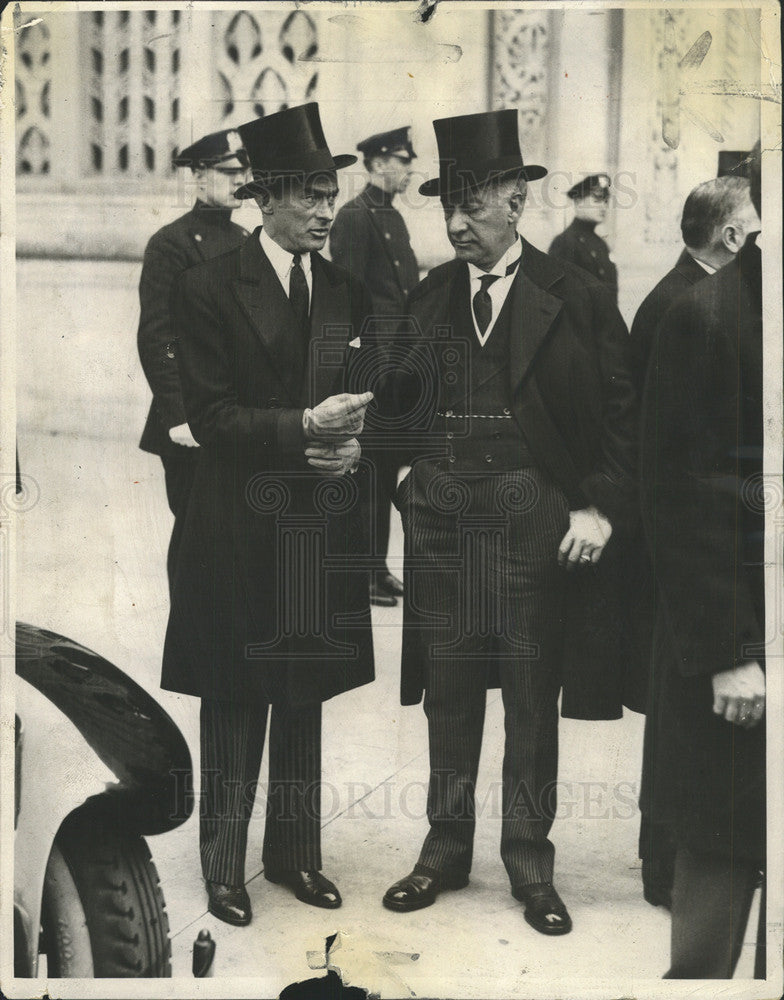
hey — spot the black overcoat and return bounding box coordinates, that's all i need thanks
[639,238,765,861]
[548,218,618,304]
[387,239,638,719]
[138,201,248,457]
[329,184,419,317]
[161,230,375,708]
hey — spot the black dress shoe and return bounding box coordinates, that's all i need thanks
[206,880,252,926]
[369,581,397,607]
[383,870,469,912]
[512,882,572,936]
[374,572,404,597]
[264,869,342,909]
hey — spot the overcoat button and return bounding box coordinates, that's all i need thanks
[194,233,203,242]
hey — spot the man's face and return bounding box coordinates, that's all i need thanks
[263,174,339,253]
[441,180,523,272]
[573,191,609,225]
[378,154,414,195]
[194,158,249,209]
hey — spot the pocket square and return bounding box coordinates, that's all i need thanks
[348,337,361,349]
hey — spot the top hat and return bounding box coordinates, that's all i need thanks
[172,129,249,170]
[717,149,751,179]
[357,126,416,162]
[419,109,546,198]
[234,103,357,199]
[567,172,611,201]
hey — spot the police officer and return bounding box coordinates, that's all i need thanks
[329,127,420,606]
[138,129,249,588]
[549,173,618,303]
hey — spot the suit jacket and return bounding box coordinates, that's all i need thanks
[384,238,638,718]
[138,201,248,457]
[629,248,707,390]
[549,218,618,304]
[161,229,375,708]
[639,238,764,859]
[329,184,419,318]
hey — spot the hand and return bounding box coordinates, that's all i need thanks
[168,422,200,447]
[557,506,612,570]
[712,661,765,728]
[303,392,374,442]
[306,438,361,477]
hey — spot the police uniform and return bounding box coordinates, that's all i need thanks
[329,127,420,601]
[549,173,618,303]
[138,130,249,586]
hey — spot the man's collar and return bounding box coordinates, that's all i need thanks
[364,182,394,206]
[687,250,718,275]
[467,236,522,281]
[259,227,312,279]
[193,199,234,226]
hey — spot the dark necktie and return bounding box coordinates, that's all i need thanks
[472,256,521,337]
[289,253,310,334]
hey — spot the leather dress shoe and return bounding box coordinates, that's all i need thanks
[512,882,572,936]
[374,572,404,597]
[369,581,397,607]
[206,880,252,926]
[383,870,469,912]
[264,868,342,909]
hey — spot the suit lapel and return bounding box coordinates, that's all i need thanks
[232,231,304,400]
[308,254,352,403]
[509,241,565,395]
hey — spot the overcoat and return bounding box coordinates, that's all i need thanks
[639,238,765,860]
[329,184,419,317]
[161,230,375,708]
[138,200,248,457]
[628,248,706,391]
[548,218,618,304]
[388,238,638,719]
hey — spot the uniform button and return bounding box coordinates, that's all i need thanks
[394,260,400,266]
[485,454,493,463]
[194,233,203,242]
[590,250,597,258]
[385,232,392,240]
[599,268,605,276]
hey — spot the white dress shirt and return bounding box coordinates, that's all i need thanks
[259,227,313,305]
[467,237,523,346]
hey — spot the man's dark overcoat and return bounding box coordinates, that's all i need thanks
[138,200,248,457]
[548,218,618,304]
[639,238,765,861]
[390,238,637,719]
[329,184,420,317]
[161,229,375,708]
[628,248,706,391]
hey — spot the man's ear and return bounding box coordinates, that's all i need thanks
[255,194,273,218]
[508,189,525,222]
[721,222,743,254]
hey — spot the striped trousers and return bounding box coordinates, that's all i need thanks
[404,466,568,888]
[199,697,322,885]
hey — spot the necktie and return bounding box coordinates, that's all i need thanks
[472,256,521,337]
[289,253,310,334]
[472,274,500,336]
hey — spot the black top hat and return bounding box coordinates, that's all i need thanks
[357,126,416,162]
[419,109,546,198]
[172,129,249,170]
[234,103,357,199]
[567,172,611,200]
[717,149,751,179]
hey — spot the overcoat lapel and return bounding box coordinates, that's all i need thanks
[231,231,304,400]
[308,253,352,403]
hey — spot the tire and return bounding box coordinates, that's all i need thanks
[41,812,172,977]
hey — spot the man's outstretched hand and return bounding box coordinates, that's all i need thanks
[303,392,374,441]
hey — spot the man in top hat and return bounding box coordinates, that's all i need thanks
[138,128,250,587]
[377,110,636,934]
[330,126,420,607]
[161,103,376,926]
[549,173,618,303]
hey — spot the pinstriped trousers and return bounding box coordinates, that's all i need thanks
[200,697,322,885]
[404,466,568,888]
